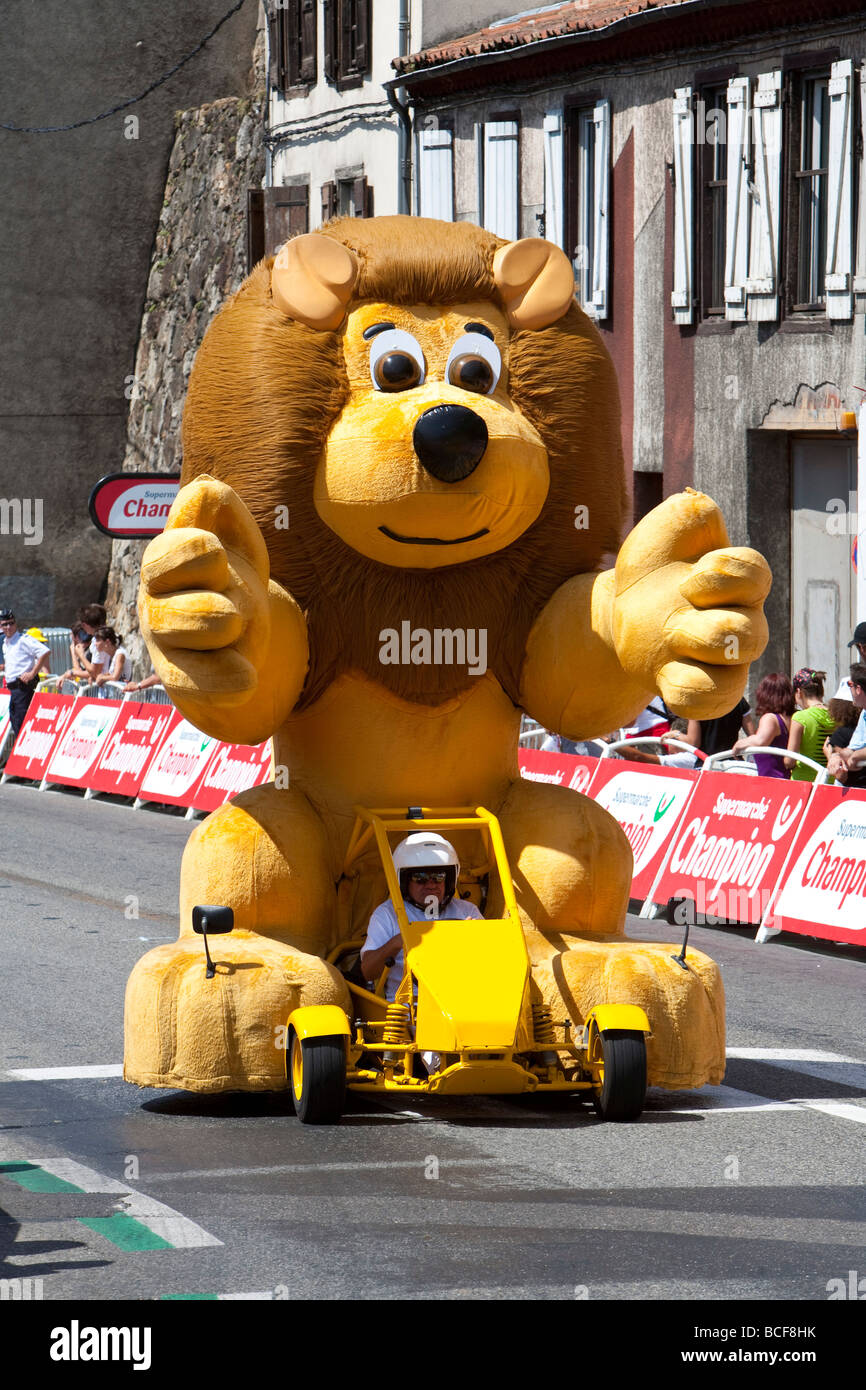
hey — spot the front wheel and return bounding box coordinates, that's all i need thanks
[288,1029,347,1124]
[592,1029,647,1122]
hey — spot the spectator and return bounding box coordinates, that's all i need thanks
[92,628,133,689]
[831,622,866,699]
[732,673,794,779]
[617,718,700,768]
[676,697,756,760]
[0,609,50,746]
[623,697,672,740]
[785,669,835,781]
[540,730,605,757]
[123,672,162,694]
[826,663,866,786]
[822,699,859,784]
[66,603,107,680]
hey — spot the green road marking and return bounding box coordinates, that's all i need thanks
[78,1214,173,1252]
[0,1161,83,1194]
[162,1293,219,1300]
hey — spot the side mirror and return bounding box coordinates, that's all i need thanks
[192,905,234,935]
[192,904,234,979]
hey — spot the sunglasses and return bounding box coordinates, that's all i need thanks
[410,871,447,884]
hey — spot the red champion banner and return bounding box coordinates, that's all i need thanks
[518,749,599,797]
[762,784,866,946]
[0,691,10,750]
[43,699,123,788]
[87,701,177,798]
[187,739,272,812]
[136,712,219,808]
[588,759,700,897]
[3,693,75,781]
[648,773,812,924]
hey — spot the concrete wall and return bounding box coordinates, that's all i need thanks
[0,0,260,630]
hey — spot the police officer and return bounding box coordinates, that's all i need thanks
[0,610,50,747]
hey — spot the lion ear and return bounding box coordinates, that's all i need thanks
[270,234,360,331]
[492,238,575,330]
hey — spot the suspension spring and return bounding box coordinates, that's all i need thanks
[383,1003,412,1046]
[532,1002,556,1048]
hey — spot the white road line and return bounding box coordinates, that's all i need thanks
[726,1048,860,1062]
[37,1157,127,1193]
[5,1063,124,1080]
[795,1099,866,1125]
[659,1085,799,1116]
[145,1158,501,1182]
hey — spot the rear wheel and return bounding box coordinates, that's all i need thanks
[288,1029,346,1124]
[592,1029,647,1121]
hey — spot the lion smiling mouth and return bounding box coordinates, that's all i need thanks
[379,525,490,546]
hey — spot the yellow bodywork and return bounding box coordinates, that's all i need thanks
[288,1004,351,1041]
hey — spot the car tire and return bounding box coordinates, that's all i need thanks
[592,1029,647,1122]
[288,1029,346,1125]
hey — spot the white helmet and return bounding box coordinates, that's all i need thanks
[392,833,460,905]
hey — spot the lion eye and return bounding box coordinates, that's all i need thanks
[369,329,426,392]
[445,333,501,395]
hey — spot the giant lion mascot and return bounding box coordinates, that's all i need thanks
[124,217,769,1095]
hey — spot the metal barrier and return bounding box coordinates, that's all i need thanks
[703,746,830,783]
[138,684,172,705]
[601,736,704,763]
[37,626,73,678]
[518,716,548,750]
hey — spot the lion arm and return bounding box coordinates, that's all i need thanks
[518,571,654,741]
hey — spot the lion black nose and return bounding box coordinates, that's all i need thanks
[412,405,488,483]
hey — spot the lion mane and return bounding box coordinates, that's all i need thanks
[180,217,627,709]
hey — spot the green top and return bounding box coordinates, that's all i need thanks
[791,705,836,781]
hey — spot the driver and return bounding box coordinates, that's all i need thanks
[360,832,483,1001]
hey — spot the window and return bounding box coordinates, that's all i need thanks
[784,60,854,320]
[565,101,610,319]
[321,175,373,221]
[265,184,310,252]
[268,1,316,95]
[699,86,728,317]
[417,121,454,221]
[480,117,519,242]
[324,0,371,92]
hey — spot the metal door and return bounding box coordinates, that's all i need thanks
[791,436,857,697]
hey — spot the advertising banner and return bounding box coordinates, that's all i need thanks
[588,760,700,897]
[87,701,177,798]
[762,784,866,945]
[136,713,217,807]
[89,472,180,538]
[518,749,599,796]
[187,739,272,812]
[0,691,10,751]
[43,699,123,788]
[648,773,812,923]
[3,694,76,781]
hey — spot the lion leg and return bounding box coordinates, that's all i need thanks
[124,784,350,1093]
[493,778,725,1089]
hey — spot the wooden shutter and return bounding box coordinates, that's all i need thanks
[855,63,866,295]
[300,0,316,84]
[746,70,782,321]
[323,0,336,84]
[247,188,265,272]
[482,119,519,242]
[671,87,694,324]
[355,0,371,72]
[267,9,281,91]
[590,99,610,319]
[321,181,337,224]
[724,76,750,321]
[543,112,564,249]
[264,185,310,253]
[351,175,369,217]
[419,122,454,221]
[825,58,854,319]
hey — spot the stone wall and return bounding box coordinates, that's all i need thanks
[105,22,265,676]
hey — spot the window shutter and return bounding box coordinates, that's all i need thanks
[352,175,368,217]
[724,76,750,321]
[543,112,564,249]
[267,10,281,92]
[856,63,866,295]
[321,181,337,224]
[355,0,371,72]
[264,185,310,254]
[671,87,694,325]
[365,182,374,218]
[590,99,610,319]
[482,119,519,242]
[419,122,454,221]
[247,188,265,273]
[300,0,316,84]
[323,0,336,84]
[825,58,854,319]
[746,70,782,321]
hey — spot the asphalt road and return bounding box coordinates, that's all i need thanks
[0,778,864,1312]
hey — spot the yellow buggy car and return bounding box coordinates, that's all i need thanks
[194,805,652,1125]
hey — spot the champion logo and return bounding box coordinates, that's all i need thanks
[772,797,802,841]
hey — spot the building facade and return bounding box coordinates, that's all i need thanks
[395,0,866,694]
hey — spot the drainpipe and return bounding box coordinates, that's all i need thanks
[388,0,412,214]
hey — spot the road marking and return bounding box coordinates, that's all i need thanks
[145,1157,501,1182]
[726,1048,860,1062]
[659,1086,799,1116]
[0,1154,223,1250]
[795,1099,866,1125]
[164,1292,275,1301]
[5,1063,124,1080]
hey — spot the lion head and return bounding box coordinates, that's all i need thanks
[181,216,626,708]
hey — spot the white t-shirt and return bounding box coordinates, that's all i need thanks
[362,895,484,1000]
[106,646,132,682]
[2,630,49,682]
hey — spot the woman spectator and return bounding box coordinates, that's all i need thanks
[732,673,795,779]
[92,627,133,689]
[785,669,835,781]
[65,604,108,680]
